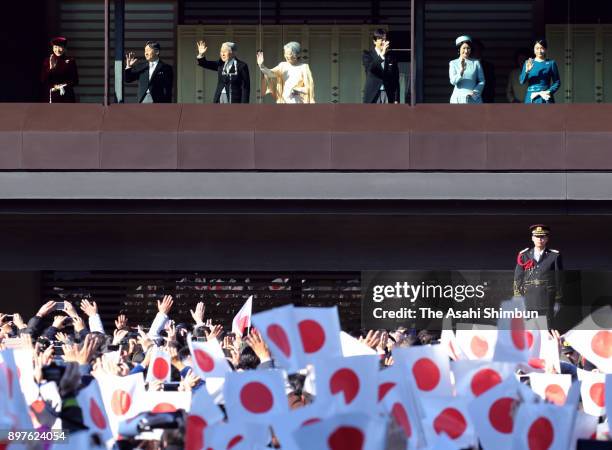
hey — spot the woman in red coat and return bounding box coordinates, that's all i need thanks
[41,37,79,103]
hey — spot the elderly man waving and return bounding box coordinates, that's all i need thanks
[196,40,250,103]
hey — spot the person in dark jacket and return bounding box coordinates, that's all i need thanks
[125,41,174,103]
[362,29,400,103]
[196,40,250,103]
[41,37,79,103]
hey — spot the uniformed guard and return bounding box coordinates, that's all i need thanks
[513,224,563,321]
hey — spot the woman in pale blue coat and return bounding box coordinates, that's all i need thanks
[449,35,485,103]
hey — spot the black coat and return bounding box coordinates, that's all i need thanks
[514,247,563,311]
[362,50,400,103]
[125,60,174,103]
[41,54,79,103]
[197,56,250,103]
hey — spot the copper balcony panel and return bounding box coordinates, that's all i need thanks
[0,104,611,171]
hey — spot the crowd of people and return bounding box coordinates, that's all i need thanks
[0,288,609,449]
[41,29,560,105]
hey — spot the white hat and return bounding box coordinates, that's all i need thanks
[455,35,472,47]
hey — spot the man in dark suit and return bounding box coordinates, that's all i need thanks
[514,224,563,322]
[362,29,400,104]
[125,41,173,103]
[196,40,250,103]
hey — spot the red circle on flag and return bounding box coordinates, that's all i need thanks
[412,358,440,391]
[6,367,13,399]
[90,398,107,429]
[152,403,177,413]
[185,415,207,450]
[377,382,396,402]
[526,331,535,349]
[330,368,360,404]
[31,399,46,414]
[301,418,321,427]
[194,349,215,373]
[544,384,566,406]
[240,381,274,413]
[589,382,605,408]
[267,324,292,358]
[470,336,489,358]
[433,407,467,439]
[488,397,514,434]
[328,426,365,450]
[471,368,502,397]
[528,358,545,369]
[527,417,554,450]
[152,357,170,380]
[111,389,132,416]
[227,435,243,449]
[391,402,412,438]
[511,318,527,349]
[591,330,612,359]
[298,319,326,354]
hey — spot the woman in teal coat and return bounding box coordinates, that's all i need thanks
[520,39,560,103]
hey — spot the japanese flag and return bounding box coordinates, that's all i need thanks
[512,402,573,450]
[393,344,453,398]
[455,324,498,361]
[97,372,146,435]
[271,399,336,450]
[75,380,114,447]
[441,327,465,361]
[0,349,33,430]
[525,316,548,358]
[204,420,269,450]
[294,306,342,367]
[146,347,172,383]
[232,295,253,337]
[143,391,191,413]
[252,304,302,373]
[452,360,516,399]
[467,375,521,450]
[529,373,572,406]
[493,298,530,363]
[223,369,288,424]
[381,386,421,449]
[314,355,379,414]
[188,337,231,380]
[185,386,224,450]
[377,365,400,406]
[563,306,612,373]
[293,412,386,450]
[422,396,476,449]
[577,368,606,416]
[340,331,377,357]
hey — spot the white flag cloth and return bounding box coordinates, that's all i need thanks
[441,327,465,361]
[146,347,172,383]
[293,306,342,366]
[455,324,498,361]
[393,344,452,398]
[607,374,612,422]
[0,349,33,430]
[577,368,606,416]
[97,372,146,436]
[232,295,253,336]
[340,331,377,357]
[224,369,288,424]
[292,412,386,450]
[511,402,573,450]
[271,399,336,450]
[493,298,530,363]
[252,304,302,373]
[382,386,421,449]
[314,355,379,415]
[467,376,521,450]
[563,306,612,373]
[570,411,598,450]
[142,391,191,413]
[529,373,572,406]
[185,386,225,450]
[188,337,231,380]
[75,380,114,448]
[452,360,516,399]
[204,420,269,450]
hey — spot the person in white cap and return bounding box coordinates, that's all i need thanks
[448,35,485,103]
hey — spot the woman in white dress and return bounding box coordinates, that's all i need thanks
[256,42,315,103]
[449,35,485,104]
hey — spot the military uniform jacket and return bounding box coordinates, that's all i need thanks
[513,247,563,309]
